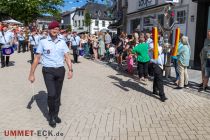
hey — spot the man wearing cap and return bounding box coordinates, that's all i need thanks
[0,23,15,68]
[69,31,81,63]
[28,21,73,128]
[28,29,40,63]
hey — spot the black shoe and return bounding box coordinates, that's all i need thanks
[199,87,207,92]
[1,65,5,68]
[55,116,61,123]
[6,64,9,67]
[49,116,56,128]
[153,92,159,95]
[184,85,189,89]
[198,83,203,87]
[174,86,183,89]
[160,96,168,102]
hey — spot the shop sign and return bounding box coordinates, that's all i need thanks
[143,15,155,26]
[165,0,179,3]
[138,0,157,9]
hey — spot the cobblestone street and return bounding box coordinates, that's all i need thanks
[1,52,210,140]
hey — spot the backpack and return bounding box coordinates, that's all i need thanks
[112,35,120,45]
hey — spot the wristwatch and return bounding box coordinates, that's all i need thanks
[69,69,73,72]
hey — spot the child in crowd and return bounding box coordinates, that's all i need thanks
[109,44,115,63]
[126,48,134,74]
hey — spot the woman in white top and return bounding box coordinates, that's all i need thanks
[98,32,105,59]
[80,34,87,56]
[92,35,99,60]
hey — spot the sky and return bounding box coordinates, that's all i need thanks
[61,0,108,12]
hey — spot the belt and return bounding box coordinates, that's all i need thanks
[43,66,64,69]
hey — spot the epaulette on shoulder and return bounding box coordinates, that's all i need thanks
[40,37,46,40]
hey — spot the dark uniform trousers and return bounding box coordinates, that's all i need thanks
[30,45,34,63]
[42,66,65,117]
[152,63,166,98]
[72,45,78,63]
[25,40,29,51]
[0,45,10,66]
[138,61,149,78]
[18,40,26,53]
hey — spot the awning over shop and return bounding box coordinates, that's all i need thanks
[108,21,123,29]
[192,0,210,2]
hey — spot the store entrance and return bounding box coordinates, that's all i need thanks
[194,2,210,69]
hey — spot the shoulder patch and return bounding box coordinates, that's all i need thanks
[39,37,45,40]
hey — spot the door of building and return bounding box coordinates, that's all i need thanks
[194,2,210,69]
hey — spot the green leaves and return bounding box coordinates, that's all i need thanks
[0,0,64,25]
[84,12,91,27]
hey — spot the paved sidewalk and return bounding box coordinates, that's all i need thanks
[1,52,210,140]
[94,59,210,98]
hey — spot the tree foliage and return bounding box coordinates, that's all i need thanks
[84,11,91,32]
[66,25,72,32]
[0,0,64,25]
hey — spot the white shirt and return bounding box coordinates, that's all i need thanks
[0,30,14,46]
[29,34,40,47]
[36,35,69,68]
[109,47,115,54]
[105,34,111,44]
[70,36,80,46]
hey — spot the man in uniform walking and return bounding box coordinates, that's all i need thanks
[150,45,168,102]
[69,31,80,63]
[28,21,73,128]
[0,23,15,68]
[28,29,39,63]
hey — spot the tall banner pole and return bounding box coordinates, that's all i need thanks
[153,27,159,60]
[171,28,180,57]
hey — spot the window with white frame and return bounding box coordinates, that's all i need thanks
[75,20,77,27]
[95,20,99,26]
[102,21,105,27]
[82,20,84,26]
[78,20,81,27]
[177,10,186,24]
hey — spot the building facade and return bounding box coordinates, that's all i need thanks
[36,16,55,30]
[192,0,210,68]
[72,2,114,34]
[108,0,128,34]
[127,0,197,67]
[61,11,75,30]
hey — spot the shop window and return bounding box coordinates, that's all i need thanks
[143,16,154,26]
[102,21,105,27]
[131,18,141,32]
[158,14,164,27]
[177,10,186,24]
